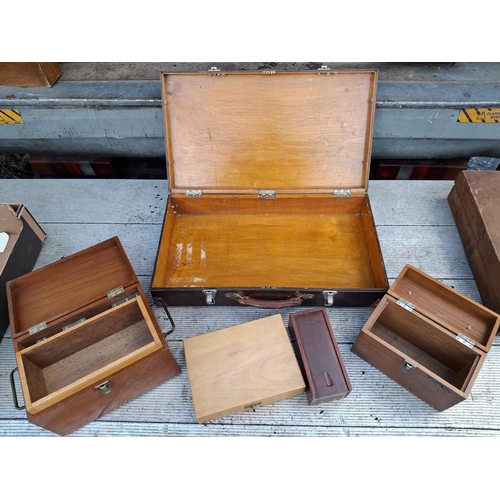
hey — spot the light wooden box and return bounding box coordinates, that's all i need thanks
[183,314,305,423]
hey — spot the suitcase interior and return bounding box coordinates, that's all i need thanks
[152,194,387,290]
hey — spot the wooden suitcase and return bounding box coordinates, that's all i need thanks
[352,264,500,411]
[7,236,181,435]
[448,170,500,315]
[183,314,305,423]
[151,69,388,308]
[0,204,46,340]
[289,307,351,404]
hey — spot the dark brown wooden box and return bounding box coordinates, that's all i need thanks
[7,236,181,435]
[352,264,500,411]
[289,307,351,405]
[448,170,500,316]
[151,69,388,308]
[0,204,46,341]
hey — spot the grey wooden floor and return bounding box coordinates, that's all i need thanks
[1,178,499,437]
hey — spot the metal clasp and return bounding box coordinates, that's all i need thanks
[202,289,217,305]
[323,290,337,306]
[402,360,416,374]
[95,381,111,394]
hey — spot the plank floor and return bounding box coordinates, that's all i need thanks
[1,179,500,438]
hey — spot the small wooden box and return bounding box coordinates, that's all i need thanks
[289,307,351,405]
[0,63,61,87]
[7,236,181,435]
[448,170,500,316]
[151,69,388,309]
[183,314,305,423]
[0,204,46,340]
[352,264,500,411]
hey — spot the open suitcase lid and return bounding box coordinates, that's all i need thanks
[388,264,500,352]
[7,236,138,338]
[161,69,377,195]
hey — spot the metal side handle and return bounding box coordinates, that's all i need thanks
[10,367,25,410]
[152,297,175,336]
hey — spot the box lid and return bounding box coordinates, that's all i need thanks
[183,314,305,423]
[388,264,500,352]
[7,237,138,338]
[161,69,377,195]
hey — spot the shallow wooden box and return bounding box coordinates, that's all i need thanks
[7,236,181,435]
[183,314,305,423]
[0,63,61,87]
[448,170,500,315]
[151,69,388,308]
[289,307,351,405]
[0,204,46,340]
[352,264,500,411]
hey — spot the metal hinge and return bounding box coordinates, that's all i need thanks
[334,189,351,198]
[186,189,202,198]
[323,290,338,306]
[29,322,47,335]
[107,286,124,299]
[208,67,223,75]
[62,318,86,331]
[262,70,275,75]
[318,65,331,72]
[259,190,275,199]
[456,332,475,349]
[202,289,217,305]
[112,293,140,308]
[397,298,415,312]
[402,360,416,374]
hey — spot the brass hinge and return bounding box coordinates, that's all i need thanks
[107,286,125,298]
[29,322,47,335]
[397,298,415,312]
[334,189,351,198]
[259,190,275,199]
[456,332,475,349]
[186,189,202,198]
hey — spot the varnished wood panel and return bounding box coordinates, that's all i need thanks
[0,63,61,87]
[163,71,376,192]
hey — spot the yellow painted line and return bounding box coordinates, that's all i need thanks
[458,108,500,123]
[0,109,24,124]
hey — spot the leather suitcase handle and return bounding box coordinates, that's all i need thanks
[225,292,314,309]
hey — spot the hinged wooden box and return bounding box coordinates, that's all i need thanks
[7,236,181,435]
[151,69,388,308]
[183,314,305,423]
[289,307,351,404]
[448,170,500,315]
[0,204,46,341]
[352,264,500,411]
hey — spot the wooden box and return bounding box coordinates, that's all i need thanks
[0,204,46,341]
[448,170,500,315]
[352,264,500,411]
[7,236,181,435]
[183,314,305,423]
[0,63,61,87]
[289,307,351,404]
[151,69,388,308]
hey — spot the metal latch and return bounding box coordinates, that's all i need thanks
[334,189,351,198]
[107,286,124,298]
[318,65,331,71]
[456,332,475,349]
[95,381,111,394]
[29,322,47,335]
[186,189,202,198]
[202,289,217,305]
[259,190,275,199]
[402,360,416,374]
[323,290,338,306]
[397,298,415,312]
